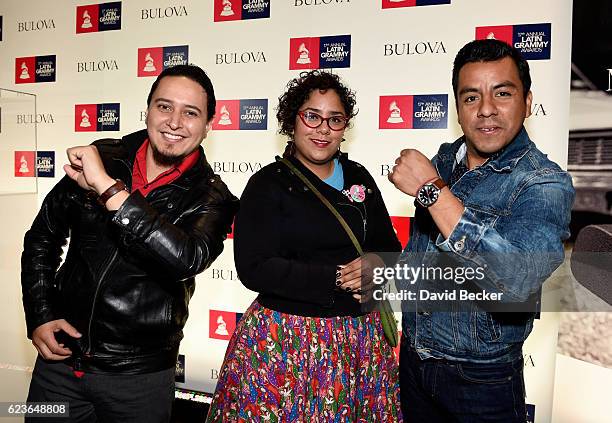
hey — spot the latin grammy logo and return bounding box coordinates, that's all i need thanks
[220,0,234,16]
[214,315,229,336]
[296,43,311,64]
[218,105,232,125]
[387,101,404,123]
[143,52,156,72]
[79,109,92,128]
[81,10,93,28]
[19,62,30,80]
[18,155,30,173]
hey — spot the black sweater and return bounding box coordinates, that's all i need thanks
[234,154,401,317]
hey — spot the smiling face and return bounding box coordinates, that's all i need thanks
[145,75,211,169]
[456,57,532,168]
[293,89,347,179]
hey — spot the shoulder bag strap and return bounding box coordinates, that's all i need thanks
[279,158,364,255]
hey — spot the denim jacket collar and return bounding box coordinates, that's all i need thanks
[438,126,532,176]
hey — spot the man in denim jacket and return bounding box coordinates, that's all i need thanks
[389,39,574,422]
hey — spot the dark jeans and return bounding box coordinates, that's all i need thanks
[26,357,175,423]
[400,338,527,423]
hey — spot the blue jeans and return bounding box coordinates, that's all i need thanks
[400,338,527,423]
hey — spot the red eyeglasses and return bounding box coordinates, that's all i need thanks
[298,111,348,131]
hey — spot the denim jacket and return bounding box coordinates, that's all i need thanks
[400,127,575,362]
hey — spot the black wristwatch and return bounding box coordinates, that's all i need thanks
[415,178,447,208]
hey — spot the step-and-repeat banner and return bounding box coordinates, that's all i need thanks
[0,1,572,421]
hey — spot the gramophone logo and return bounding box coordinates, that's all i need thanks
[290,38,319,69]
[476,23,551,60]
[289,35,351,70]
[213,101,239,130]
[14,151,35,177]
[382,0,451,9]
[137,46,189,77]
[75,103,120,132]
[142,52,157,73]
[77,107,94,130]
[15,55,56,84]
[379,94,447,129]
[16,59,34,83]
[213,99,268,130]
[214,0,270,22]
[209,310,243,340]
[296,43,312,64]
[387,101,405,124]
[76,2,122,33]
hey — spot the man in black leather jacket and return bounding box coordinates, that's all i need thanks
[21,64,238,422]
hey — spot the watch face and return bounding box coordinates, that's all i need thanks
[417,183,440,207]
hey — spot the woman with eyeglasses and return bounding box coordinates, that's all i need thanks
[206,70,403,422]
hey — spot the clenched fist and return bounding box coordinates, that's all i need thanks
[388,149,439,196]
[63,145,115,195]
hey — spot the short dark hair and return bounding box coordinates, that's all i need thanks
[276,70,357,138]
[146,64,216,121]
[452,39,531,103]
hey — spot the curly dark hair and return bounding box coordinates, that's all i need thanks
[276,70,357,138]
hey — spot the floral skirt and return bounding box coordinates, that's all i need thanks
[206,301,403,422]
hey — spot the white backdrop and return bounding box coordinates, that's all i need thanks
[0,1,573,421]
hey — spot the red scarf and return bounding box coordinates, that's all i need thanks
[131,139,200,197]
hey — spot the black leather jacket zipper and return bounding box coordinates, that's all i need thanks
[85,248,118,355]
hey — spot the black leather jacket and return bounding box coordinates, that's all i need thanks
[21,129,239,374]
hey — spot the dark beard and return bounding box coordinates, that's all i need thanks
[150,142,186,167]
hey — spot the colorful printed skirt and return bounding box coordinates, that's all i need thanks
[206,301,403,422]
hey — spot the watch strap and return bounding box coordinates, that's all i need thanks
[97,179,127,206]
[417,177,446,194]
[431,177,447,190]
